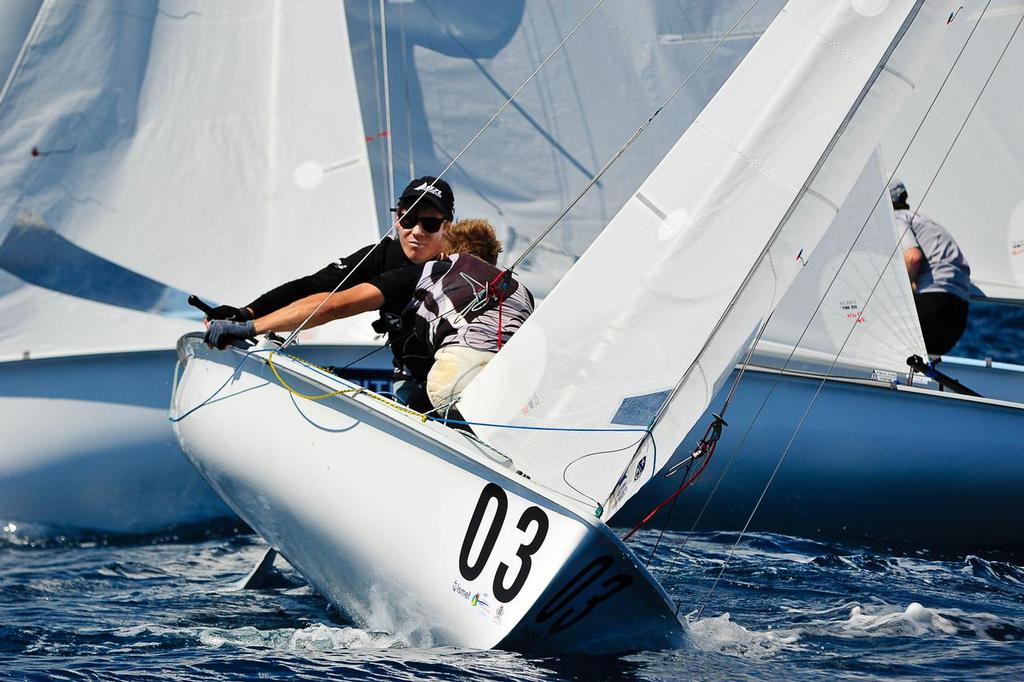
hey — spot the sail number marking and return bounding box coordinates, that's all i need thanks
[459,483,549,603]
[535,555,633,634]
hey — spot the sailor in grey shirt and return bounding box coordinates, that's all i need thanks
[891,180,971,356]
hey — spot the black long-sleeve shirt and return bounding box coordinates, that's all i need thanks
[245,238,433,379]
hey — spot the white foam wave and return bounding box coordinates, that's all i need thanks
[198,623,403,652]
[688,612,801,659]
[840,602,958,636]
[785,601,1023,641]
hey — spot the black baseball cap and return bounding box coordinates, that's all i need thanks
[398,176,455,220]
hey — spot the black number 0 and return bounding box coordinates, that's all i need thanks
[458,483,508,581]
[459,484,550,602]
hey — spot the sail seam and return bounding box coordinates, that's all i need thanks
[693,120,796,193]
[778,6,872,73]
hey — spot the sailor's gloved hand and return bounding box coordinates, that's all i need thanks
[205,305,252,322]
[204,319,256,349]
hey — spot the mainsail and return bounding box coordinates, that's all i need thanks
[0,0,379,361]
[459,0,949,518]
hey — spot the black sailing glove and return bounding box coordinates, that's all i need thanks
[205,305,253,322]
[204,319,256,349]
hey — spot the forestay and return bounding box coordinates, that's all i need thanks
[882,0,1024,303]
[755,152,927,376]
[0,0,379,361]
[459,0,949,518]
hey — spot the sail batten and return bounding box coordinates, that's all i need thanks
[459,0,950,518]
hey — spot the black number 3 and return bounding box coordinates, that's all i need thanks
[493,505,549,603]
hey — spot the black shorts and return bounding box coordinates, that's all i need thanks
[915,292,969,356]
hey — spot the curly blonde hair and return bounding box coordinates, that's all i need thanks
[442,218,503,265]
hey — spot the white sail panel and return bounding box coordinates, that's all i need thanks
[460,0,947,517]
[882,1,1024,302]
[756,152,926,374]
[347,1,785,296]
[0,0,380,360]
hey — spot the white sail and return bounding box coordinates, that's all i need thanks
[347,0,785,296]
[756,151,927,375]
[0,0,380,361]
[882,0,1024,302]
[460,0,949,518]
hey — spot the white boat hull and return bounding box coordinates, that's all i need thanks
[617,361,1024,551]
[171,335,685,653]
[0,345,390,534]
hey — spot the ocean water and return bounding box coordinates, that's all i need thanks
[1,304,1021,680]
[1,528,1022,681]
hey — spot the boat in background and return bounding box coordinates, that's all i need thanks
[615,1,1024,551]
[172,0,951,650]
[0,0,789,535]
[349,0,1023,550]
[0,1,390,533]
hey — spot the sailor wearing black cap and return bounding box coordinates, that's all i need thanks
[204,176,455,409]
[891,180,972,356]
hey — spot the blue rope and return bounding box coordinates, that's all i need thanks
[169,347,275,423]
[425,415,652,434]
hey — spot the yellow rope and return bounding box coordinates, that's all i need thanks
[266,351,428,422]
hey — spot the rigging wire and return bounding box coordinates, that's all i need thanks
[277,0,609,350]
[636,0,993,559]
[511,0,762,271]
[379,0,396,209]
[365,0,386,172]
[398,1,416,179]
[695,1,1017,620]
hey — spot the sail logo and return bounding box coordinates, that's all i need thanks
[1011,240,1024,257]
[840,300,865,323]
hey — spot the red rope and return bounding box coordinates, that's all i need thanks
[488,270,511,350]
[621,416,725,542]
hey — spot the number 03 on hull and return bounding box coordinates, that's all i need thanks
[170,336,685,653]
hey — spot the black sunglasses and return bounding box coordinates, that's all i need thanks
[393,209,445,234]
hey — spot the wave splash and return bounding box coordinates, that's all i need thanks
[198,623,403,652]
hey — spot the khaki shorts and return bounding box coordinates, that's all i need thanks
[427,345,496,409]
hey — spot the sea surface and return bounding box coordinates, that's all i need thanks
[1,303,1022,680]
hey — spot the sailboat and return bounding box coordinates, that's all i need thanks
[351,0,1022,549]
[0,1,391,533]
[615,1,1024,551]
[172,0,952,651]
